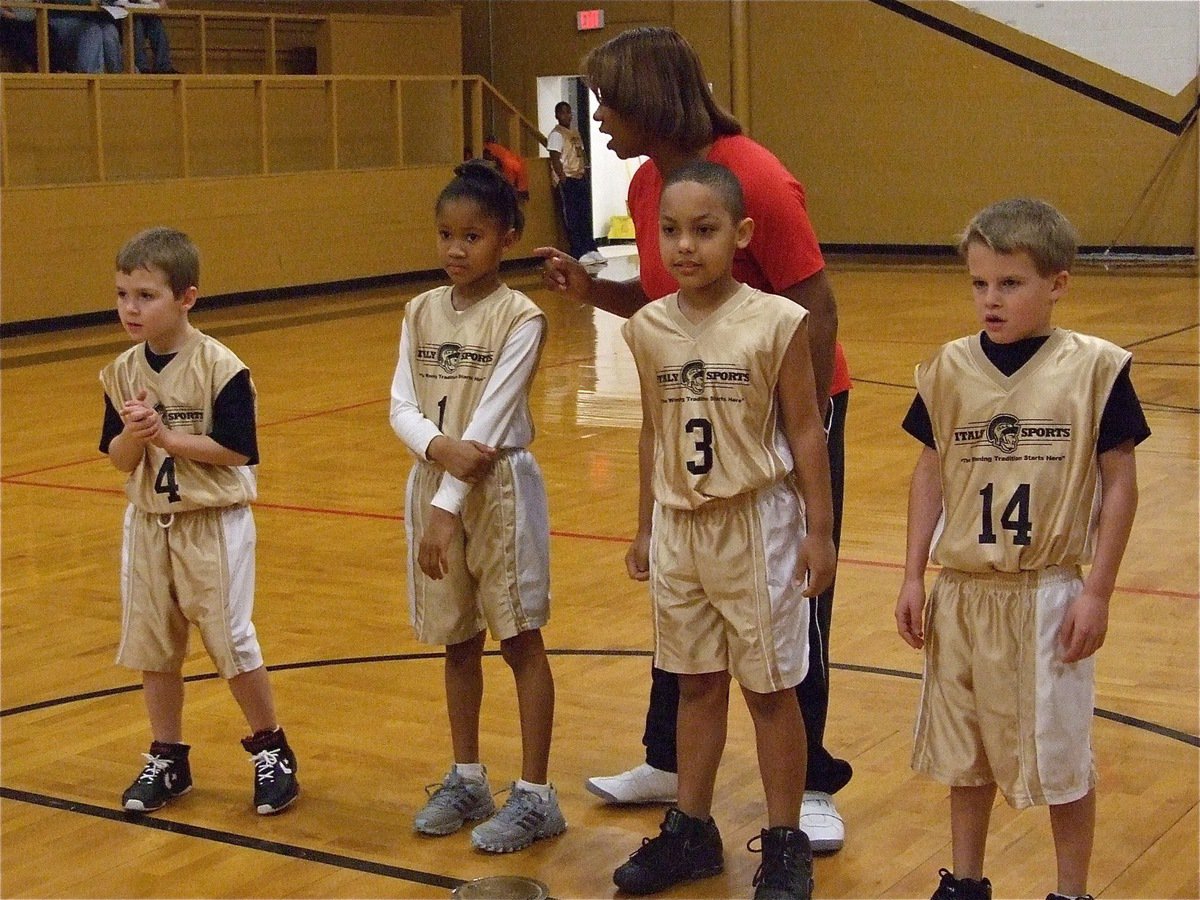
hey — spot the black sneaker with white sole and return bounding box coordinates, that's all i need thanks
[121,741,193,813]
[241,728,299,814]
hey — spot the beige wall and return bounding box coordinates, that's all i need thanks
[1,164,559,325]
[469,0,1197,250]
[3,0,1193,327]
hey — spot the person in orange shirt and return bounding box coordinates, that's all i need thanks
[483,137,529,202]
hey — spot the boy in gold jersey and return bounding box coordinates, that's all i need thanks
[895,199,1150,900]
[616,160,835,900]
[100,228,299,816]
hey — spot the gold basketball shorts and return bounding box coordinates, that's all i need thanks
[649,478,810,694]
[405,448,550,646]
[117,504,264,679]
[912,565,1096,809]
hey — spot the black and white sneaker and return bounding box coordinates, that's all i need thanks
[241,728,299,815]
[121,742,193,812]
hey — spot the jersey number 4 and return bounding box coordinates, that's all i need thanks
[154,458,182,503]
[978,482,1032,545]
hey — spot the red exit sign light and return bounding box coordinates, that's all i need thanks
[577,9,604,31]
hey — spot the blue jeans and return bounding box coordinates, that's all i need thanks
[134,16,173,73]
[49,15,120,73]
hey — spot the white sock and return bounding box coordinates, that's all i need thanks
[454,762,487,783]
[516,778,552,799]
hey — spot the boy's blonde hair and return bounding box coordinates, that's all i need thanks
[958,198,1079,276]
[581,26,742,154]
[116,227,200,296]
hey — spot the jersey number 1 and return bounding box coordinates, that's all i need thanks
[978,482,1032,545]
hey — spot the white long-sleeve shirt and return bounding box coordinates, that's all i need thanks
[389,288,544,515]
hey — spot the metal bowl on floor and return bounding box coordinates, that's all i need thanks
[451,875,550,900]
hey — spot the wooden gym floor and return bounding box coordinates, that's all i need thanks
[1,252,1196,899]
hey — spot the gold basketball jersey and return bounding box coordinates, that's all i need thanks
[623,285,807,510]
[99,330,257,513]
[917,328,1131,572]
[403,284,546,442]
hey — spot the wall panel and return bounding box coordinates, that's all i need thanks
[1,166,560,326]
[470,0,1196,251]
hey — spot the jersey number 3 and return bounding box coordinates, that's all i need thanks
[154,458,182,503]
[685,417,713,475]
[978,482,1032,545]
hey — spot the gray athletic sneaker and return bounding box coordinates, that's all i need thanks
[413,768,495,836]
[470,783,567,853]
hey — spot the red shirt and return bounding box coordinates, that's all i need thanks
[628,134,850,394]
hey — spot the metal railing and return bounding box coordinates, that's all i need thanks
[4,0,324,75]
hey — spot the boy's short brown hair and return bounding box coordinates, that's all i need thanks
[116,227,200,296]
[958,198,1079,276]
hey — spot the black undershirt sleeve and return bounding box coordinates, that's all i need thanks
[97,368,258,463]
[211,369,259,464]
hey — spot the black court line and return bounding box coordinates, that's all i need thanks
[1124,322,1200,349]
[3,650,1196,747]
[0,786,464,892]
[1,652,1194,895]
[870,0,1199,135]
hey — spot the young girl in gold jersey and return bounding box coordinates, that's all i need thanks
[389,160,564,853]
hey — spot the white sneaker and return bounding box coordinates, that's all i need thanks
[800,790,844,852]
[584,763,678,804]
[579,250,608,266]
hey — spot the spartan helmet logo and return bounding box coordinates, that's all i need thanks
[437,343,462,373]
[680,359,707,396]
[986,414,1021,453]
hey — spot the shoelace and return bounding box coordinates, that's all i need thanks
[629,821,685,862]
[746,833,798,889]
[249,748,281,783]
[424,775,487,810]
[490,788,543,826]
[136,754,172,783]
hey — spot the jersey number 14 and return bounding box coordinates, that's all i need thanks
[978,482,1032,545]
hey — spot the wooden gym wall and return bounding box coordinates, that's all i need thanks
[470,0,1198,252]
[0,4,562,329]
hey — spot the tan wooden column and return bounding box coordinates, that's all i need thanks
[730,0,751,131]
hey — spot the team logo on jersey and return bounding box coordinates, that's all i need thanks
[657,358,751,397]
[156,403,204,429]
[986,414,1021,453]
[416,342,494,374]
[952,413,1072,452]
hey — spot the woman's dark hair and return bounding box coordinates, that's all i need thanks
[581,26,742,154]
[436,159,524,235]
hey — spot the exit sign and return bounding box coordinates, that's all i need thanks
[577,9,604,30]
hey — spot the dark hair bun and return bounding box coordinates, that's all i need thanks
[455,159,502,183]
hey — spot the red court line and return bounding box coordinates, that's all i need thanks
[4,476,1196,602]
[2,456,106,480]
[259,398,388,428]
